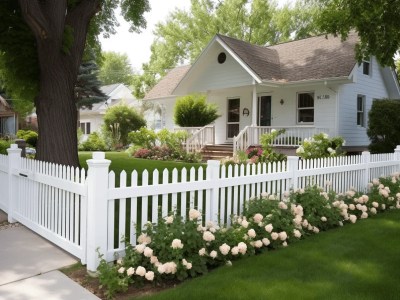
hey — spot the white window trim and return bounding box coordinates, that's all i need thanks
[297,91,315,125]
[79,121,91,135]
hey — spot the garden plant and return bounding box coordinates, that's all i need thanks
[296,132,345,159]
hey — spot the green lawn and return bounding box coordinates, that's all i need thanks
[139,209,400,300]
[79,151,204,186]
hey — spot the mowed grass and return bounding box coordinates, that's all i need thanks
[79,151,204,186]
[140,209,400,300]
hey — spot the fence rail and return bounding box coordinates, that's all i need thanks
[1,144,400,273]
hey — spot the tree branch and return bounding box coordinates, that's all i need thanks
[18,0,50,40]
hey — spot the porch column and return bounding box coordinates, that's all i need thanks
[252,84,257,126]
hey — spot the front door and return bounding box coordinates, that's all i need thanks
[258,96,271,126]
[227,98,240,139]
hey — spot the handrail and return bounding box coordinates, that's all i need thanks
[185,125,215,153]
[233,126,331,154]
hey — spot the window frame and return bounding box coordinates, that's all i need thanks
[362,58,371,76]
[79,121,91,134]
[297,92,315,124]
[357,95,366,127]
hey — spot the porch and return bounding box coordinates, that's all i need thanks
[178,125,331,158]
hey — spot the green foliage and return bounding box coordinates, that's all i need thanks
[259,129,287,162]
[296,133,345,159]
[99,52,134,86]
[367,99,400,153]
[0,139,11,155]
[174,94,220,127]
[16,129,38,147]
[80,132,107,151]
[103,104,146,146]
[132,0,320,98]
[315,0,400,66]
[128,128,200,162]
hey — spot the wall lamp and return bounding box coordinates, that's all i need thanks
[242,108,250,116]
[280,99,284,105]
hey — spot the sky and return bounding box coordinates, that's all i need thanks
[100,0,292,73]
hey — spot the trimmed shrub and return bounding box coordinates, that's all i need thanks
[368,99,400,153]
[16,129,38,147]
[103,104,146,147]
[80,132,108,151]
[174,94,220,127]
[0,139,11,155]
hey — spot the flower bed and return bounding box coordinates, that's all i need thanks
[97,173,400,299]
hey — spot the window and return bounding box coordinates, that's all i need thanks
[80,122,91,134]
[357,95,365,127]
[297,92,314,123]
[362,59,370,75]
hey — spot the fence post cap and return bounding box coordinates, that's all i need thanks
[395,145,400,152]
[92,152,105,160]
[287,156,299,161]
[207,160,221,167]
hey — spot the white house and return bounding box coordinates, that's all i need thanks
[144,32,400,154]
[79,83,142,139]
[0,95,18,137]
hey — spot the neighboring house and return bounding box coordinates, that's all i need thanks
[0,95,18,137]
[144,32,400,154]
[79,83,141,139]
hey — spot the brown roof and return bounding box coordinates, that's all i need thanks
[144,65,191,100]
[218,32,359,82]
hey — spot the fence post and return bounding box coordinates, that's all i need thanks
[361,151,371,190]
[86,152,111,273]
[287,156,299,191]
[394,145,400,166]
[7,144,21,223]
[207,160,220,225]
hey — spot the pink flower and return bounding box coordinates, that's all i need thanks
[189,209,201,220]
[253,213,263,224]
[150,256,158,264]
[241,220,249,228]
[137,233,151,245]
[238,242,247,254]
[135,244,146,254]
[254,240,263,248]
[349,214,357,223]
[203,231,215,242]
[279,231,287,241]
[271,232,279,240]
[231,246,239,255]
[262,238,270,246]
[210,250,218,259]
[144,247,153,258]
[219,243,231,256]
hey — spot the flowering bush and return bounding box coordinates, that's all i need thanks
[296,133,345,159]
[98,174,400,299]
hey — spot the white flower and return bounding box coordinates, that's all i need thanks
[381,204,386,210]
[219,243,231,256]
[349,214,357,223]
[135,266,146,277]
[313,227,320,233]
[203,231,215,242]
[296,146,305,154]
[199,248,207,256]
[293,229,302,238]
[126,267,135,276]
[226,260,232,266]
[253,213,263,224]
[254,240,263,248]
[171,239,184,249]
[261,192,268,198]
[189,208,201,220]
[361,212,368,219]
[116,258,123,265]
[279,231,287,241]
[264,224,273,233]
[238,242,247,254]
[186,263,192,270]
[271,232,279,240]
[370,207,377,214]
[248,229,256,238]
[282,241,288,247]
[150,256,158,264]
[302,219,309,227]
[165,216,174,224]
[118,267,125,274]
[321,216,327,222]
[144,247,153,258]
[210,250,218,259]
[163,262,177,274]
[137,233,151,245]
[145,271,155,281]
[262,238,270,246]
[157,264,166,274]
[241,220,249,228]
[135,244,146,254]
[278,202,288,210]
[209,227,216,233]
[231,246,239,255]
[349,204,355,210]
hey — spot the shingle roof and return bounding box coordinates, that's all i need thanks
[218,32,359,82]
[144,65,191,100]
[100,83,121,95]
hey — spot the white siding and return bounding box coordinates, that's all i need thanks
[338,58,389,147]
[180,43,254,93]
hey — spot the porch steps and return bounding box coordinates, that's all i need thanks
[201,144,233,161]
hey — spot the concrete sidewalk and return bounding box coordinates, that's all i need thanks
[0,225,100,300]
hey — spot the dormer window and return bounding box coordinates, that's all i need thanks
[362,58,371,75]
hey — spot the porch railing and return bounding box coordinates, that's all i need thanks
[181,125,215,153]
[233,125,331,154]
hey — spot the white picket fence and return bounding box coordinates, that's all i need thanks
[1,144,400,272]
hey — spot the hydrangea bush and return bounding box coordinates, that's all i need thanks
[98,173,400,299]
[296,133,345,159]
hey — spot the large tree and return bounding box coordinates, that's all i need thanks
[0,0,149,166]
[132,0,320,98]
[314,0,400,66]
[99,51,135,86]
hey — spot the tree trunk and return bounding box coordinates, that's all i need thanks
[35,58,79,167]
